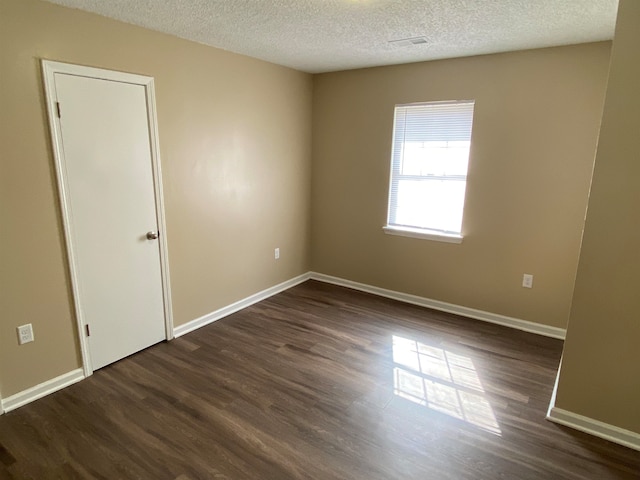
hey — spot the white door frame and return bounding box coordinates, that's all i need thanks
[41,60,174,377]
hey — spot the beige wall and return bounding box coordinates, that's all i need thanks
[311,43,610,329]
[555,0,640,434]
[0,0,312,397]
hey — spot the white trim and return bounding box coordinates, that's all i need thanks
[145,77,175,341]
[174,273,312,337]
[383,225,463,244]
[41,60,174,376]
[42,60,92,376]
[42,60,157,85]
[547,407,640,452]
[547,359,562,419]
[1,369,85,413]
[309,272,566,339]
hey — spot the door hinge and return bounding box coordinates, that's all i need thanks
[56,102,61,118]
[85,324,90,337]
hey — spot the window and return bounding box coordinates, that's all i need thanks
[384,100,475,243]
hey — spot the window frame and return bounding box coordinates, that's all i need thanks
[384,100,475,244]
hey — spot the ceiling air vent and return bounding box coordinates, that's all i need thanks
[388,36,429,47]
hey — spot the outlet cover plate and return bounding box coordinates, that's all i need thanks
[17,324,34,344]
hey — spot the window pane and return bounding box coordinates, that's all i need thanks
[401,141,470,177]
[394,179,466,233]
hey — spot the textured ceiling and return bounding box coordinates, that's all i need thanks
[44,0,619,73]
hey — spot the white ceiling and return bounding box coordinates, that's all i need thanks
[45,0,619,73]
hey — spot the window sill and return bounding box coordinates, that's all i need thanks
[382,226,463,244]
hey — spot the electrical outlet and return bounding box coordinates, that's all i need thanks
[274,247,280,260]
[522,274,534,289]
[17,324,34,345]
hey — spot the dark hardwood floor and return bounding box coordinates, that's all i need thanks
[1,280,638,479]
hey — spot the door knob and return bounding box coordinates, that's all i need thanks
[146,231,159,240]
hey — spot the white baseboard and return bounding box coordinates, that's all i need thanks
[547,407,640,451]
[0,270,565,415]
[309,272,566,340]
[1,368,85,413]
[6,273,634,454]
[174,272,312,337]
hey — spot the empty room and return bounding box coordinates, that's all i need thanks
[1,0,638,478]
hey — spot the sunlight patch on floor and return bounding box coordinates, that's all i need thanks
[392,335,501,435]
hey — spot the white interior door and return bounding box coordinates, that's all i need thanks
[51,70,167,370]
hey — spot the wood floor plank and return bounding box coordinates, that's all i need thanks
[0,280,638,479]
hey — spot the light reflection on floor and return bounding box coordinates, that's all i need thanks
[392,335,501,435]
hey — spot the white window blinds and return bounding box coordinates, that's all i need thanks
[387,100,475,236]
